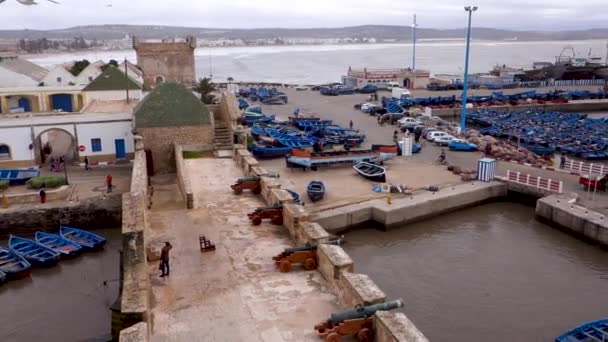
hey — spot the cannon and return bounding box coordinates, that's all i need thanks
[247,204,283,226]
[231,176,261,195]
[314,299,404,342]
[272,238,342,273]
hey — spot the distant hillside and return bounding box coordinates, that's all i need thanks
[0,25,607,41]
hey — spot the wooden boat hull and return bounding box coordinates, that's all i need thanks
[0,167,40,185]
[353,162,387,182]
[8,236,60,268]
[286,144,398,169]
[307,181,325,202]
[0,247,31,280]
[60,226,107,250]
[248,145,292,158]
[35,231,83,258]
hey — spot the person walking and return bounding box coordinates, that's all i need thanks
[39,188,46,204]
[349,120,354,130]
[560,154,566,169]
[84,156,89,171]
[159,242,173,277]
[393,130,399,144]
[106,174,113,193]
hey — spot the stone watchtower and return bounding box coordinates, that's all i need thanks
[133,36,197,87]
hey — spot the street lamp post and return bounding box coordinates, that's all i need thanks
[460,6,478,131]
[412,14,418,70]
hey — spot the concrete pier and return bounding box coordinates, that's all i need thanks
[312,182,507,233]
[536,194,608,247]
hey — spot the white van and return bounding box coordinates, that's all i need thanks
[386,82,401,90]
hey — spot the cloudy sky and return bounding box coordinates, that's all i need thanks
[1,0,606,31]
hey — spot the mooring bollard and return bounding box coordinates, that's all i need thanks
[387,194,393,205]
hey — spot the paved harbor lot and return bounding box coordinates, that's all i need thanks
[146,159,338,342]
[256,88,608,214]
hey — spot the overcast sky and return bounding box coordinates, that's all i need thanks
[1,0,606,31]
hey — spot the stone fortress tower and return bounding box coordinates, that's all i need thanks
[133,36,197,87]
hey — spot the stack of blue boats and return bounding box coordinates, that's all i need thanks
[0,226,106,285]
[248,117,367,158]
[468,109,608,160]
[238,87,288,104]
[385,89,607,111]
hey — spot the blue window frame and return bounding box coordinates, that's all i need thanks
[91,138,102,152]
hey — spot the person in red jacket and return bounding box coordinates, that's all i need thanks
[106,174,113,193]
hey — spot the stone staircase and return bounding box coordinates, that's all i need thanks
[214,123,233,158]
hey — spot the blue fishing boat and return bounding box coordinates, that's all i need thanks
[307,181,326,202]
[35,231,83,257]
[555,318,608,342]
[248,144,293,158]
[0,270,5,284]
[9,235,60,267]
[0,167,40,185]
[0,247,31,279]
[60,226,107,250]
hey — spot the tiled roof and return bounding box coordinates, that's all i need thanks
[0,55,48,81]
[83,65,142,91]
[133,81,210,128]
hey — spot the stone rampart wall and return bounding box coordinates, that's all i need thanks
[0,193,122,239]
[235,147,429,341]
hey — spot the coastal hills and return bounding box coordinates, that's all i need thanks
[0,24,607,41]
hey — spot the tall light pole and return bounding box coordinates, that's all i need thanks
[412,14,418,70]
[460,6,478,131]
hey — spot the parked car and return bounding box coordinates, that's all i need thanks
[334,85,356,95]
[320,87,338,96]
[295,85,309,91]
[311,85,324,91]
[361,103,383,113]
[426,131,449,142]
[421,127,438,138]
[382,112,406,124]
[357,84,378,94]
[434,135,455,146]
[448,139,478,151]
[397,117,422,127]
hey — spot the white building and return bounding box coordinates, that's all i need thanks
[118,60,144,86]
[83,65,143,103]
[0,112,134,167]
[41,65,77,86]
[74,61,104,86]
[0,54,48,88]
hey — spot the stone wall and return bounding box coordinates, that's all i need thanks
[0,193,122,239]
[138,125,214,174]
[235,147,429,341]
[117,137,151,341]
[133,37,196,87]
[174,144,193,209]
[3,185,69,205]
[119,192,150,337]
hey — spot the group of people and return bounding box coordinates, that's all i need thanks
[48,156,65,172]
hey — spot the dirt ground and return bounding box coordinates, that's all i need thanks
[146,158,339,342]
[259,157,461,211]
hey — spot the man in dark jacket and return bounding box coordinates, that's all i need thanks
[159,242,173,277]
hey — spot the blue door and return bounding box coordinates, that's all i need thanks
[18,98,31,112]
[115,139,126,158]
[51,94,73,112]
